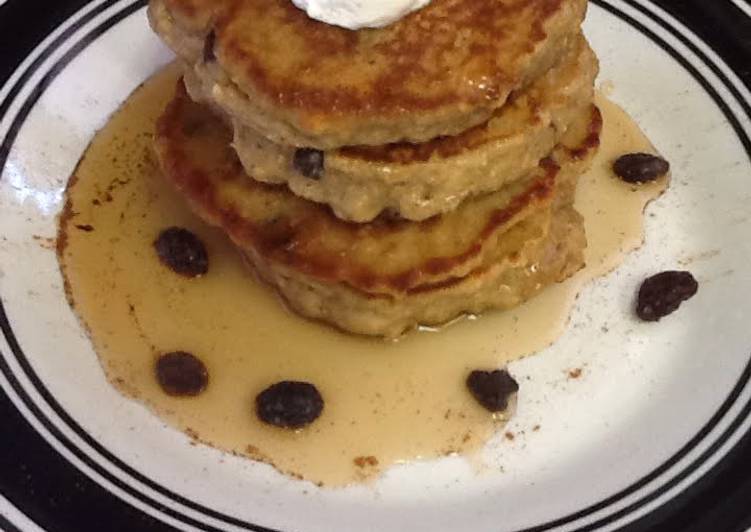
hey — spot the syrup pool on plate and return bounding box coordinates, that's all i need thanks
[58,64,668,486]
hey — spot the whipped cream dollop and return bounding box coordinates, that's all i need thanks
[291,0,432,30]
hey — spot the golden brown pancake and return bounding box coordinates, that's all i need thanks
[244,203,586,337]
[148,0,589,148]
[156,81,599,292]
[205,35,597,222]
[154,82,600,335]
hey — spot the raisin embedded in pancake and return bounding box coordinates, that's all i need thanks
[210,35,598,222]
[148,0,589,148]
[154,81,601,336]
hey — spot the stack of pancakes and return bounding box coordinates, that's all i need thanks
[149,0,601,337]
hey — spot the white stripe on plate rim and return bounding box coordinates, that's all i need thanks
[0,1,750,531]
[639,0,751,110]
[730,0,751,18]
[0,492,45,532]
[579,2,751,531]
[0,369,210,532]
[0,3,234,528]
[0,0,112,105]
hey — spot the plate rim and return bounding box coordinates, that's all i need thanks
[1,0,750,531]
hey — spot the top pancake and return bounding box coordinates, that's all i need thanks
[149,0,588,148]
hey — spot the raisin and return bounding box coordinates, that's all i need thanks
[154,227,209,278]
[256,381,323,429]
[155,351,209,397]
[613,153,670,184]
[293,148,325,179]
[466,369,519,412]
[203,30,216,63]
[636,271,698,321]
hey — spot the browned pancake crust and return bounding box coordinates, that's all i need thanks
[218,35,597,222]
[243,203,585,337]
[154,81,601,296]
[150,0,588,147]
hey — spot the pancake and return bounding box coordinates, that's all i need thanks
[208,35,597,222]
[246,203,585,337]
[154,81,600,335]
[156,80,599,292]
[148,0,589,149]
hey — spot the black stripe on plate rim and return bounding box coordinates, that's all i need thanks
[0,1,749,531]
[0,505,24,532]
[512,4,751,531]
[559,364,751,532]
[0,5,257,531]
[0,0,116,119]
[0,0,121,166]
[625,0,751,135]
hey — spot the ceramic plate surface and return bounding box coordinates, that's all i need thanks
[1,1,750,531]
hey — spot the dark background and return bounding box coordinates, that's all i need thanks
[0,0,750,531]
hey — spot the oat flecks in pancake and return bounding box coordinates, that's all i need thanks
[149,0,588,148]
[222,35,599,222]
[155,83,598,293]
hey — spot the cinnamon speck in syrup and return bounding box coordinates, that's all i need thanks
[58,65,668,486]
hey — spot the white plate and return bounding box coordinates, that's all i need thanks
[1,1,750,530]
